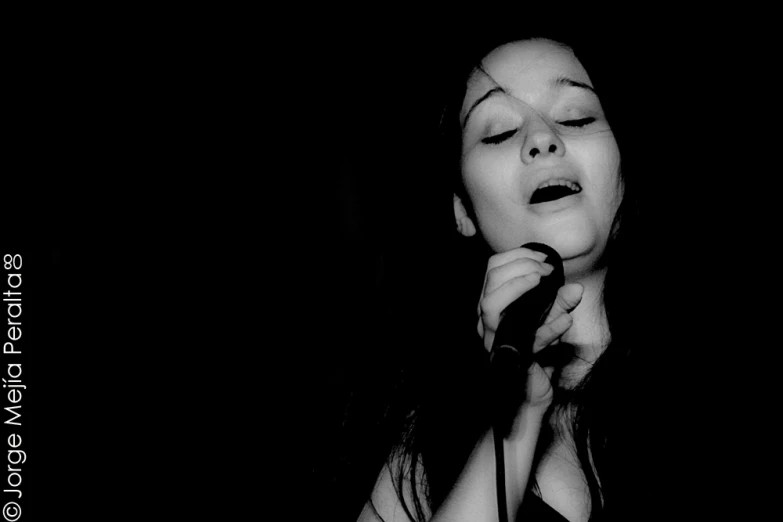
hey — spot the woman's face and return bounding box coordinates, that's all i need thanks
[458,39,621,278]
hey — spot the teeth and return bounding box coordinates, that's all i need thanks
[537,179,581,192]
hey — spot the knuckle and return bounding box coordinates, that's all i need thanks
[535,325,554,342]
[487,253,504,270]
[512,258,537,272]
[558,292,576,310]
[525,272,542,284]
[486,267,500,287]
[479,296,497,317]
[482,315,498,331]
[552,314,571,331]
[559,313,573,327]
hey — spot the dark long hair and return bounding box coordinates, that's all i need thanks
[333,30,665,522]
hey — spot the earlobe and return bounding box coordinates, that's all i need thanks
[453,194,477,237]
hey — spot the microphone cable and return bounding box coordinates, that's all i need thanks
[488,243,564,522]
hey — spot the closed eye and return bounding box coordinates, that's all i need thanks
[481,129,517,145]
[558,117,596,128]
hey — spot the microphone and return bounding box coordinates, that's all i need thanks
[489,242,564,439]
[489,243,565,522]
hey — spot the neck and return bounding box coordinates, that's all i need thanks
[543,268,609,455]
[558,267,609,389]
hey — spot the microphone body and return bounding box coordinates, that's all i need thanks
[489,242,564,438]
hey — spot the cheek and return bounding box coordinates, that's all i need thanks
[462,157,538,253]
[573,137,621,205]
[461,150,518,208]
[598,152,622,218]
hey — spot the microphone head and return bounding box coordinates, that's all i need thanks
[520,242,564,287]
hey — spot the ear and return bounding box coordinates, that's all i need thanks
[453,194,476,237]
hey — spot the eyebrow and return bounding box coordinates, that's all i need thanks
[552,76,596,95]
[462,76,597,127]
[461,86,507,127]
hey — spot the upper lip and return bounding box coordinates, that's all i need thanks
[527,166,582,203]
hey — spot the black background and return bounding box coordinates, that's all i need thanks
[4,16,771,520]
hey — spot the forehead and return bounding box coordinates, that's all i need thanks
[462,40,591,115]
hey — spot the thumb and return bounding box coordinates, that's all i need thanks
[542,283,584,324]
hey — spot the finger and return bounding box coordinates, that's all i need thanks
[482,248,549,299]
[533,312,574,353]
[479,317,493,351]
[541,283,584,325]
[486,247,549,271]
[480,272,543,334]
[526,362,555,409]
[484,258,553,295]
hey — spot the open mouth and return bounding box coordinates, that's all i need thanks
[529,179,582,204]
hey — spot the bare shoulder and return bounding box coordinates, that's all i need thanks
[356,453,430,522]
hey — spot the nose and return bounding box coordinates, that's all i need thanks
[520,117,565,165]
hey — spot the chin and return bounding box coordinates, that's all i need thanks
[548,226,608,277]
[482,216,609,271]
[563,255,605,281]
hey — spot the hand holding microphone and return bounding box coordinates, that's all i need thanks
[477,243,583,436]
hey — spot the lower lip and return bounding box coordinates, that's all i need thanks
[529,192,583,214]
